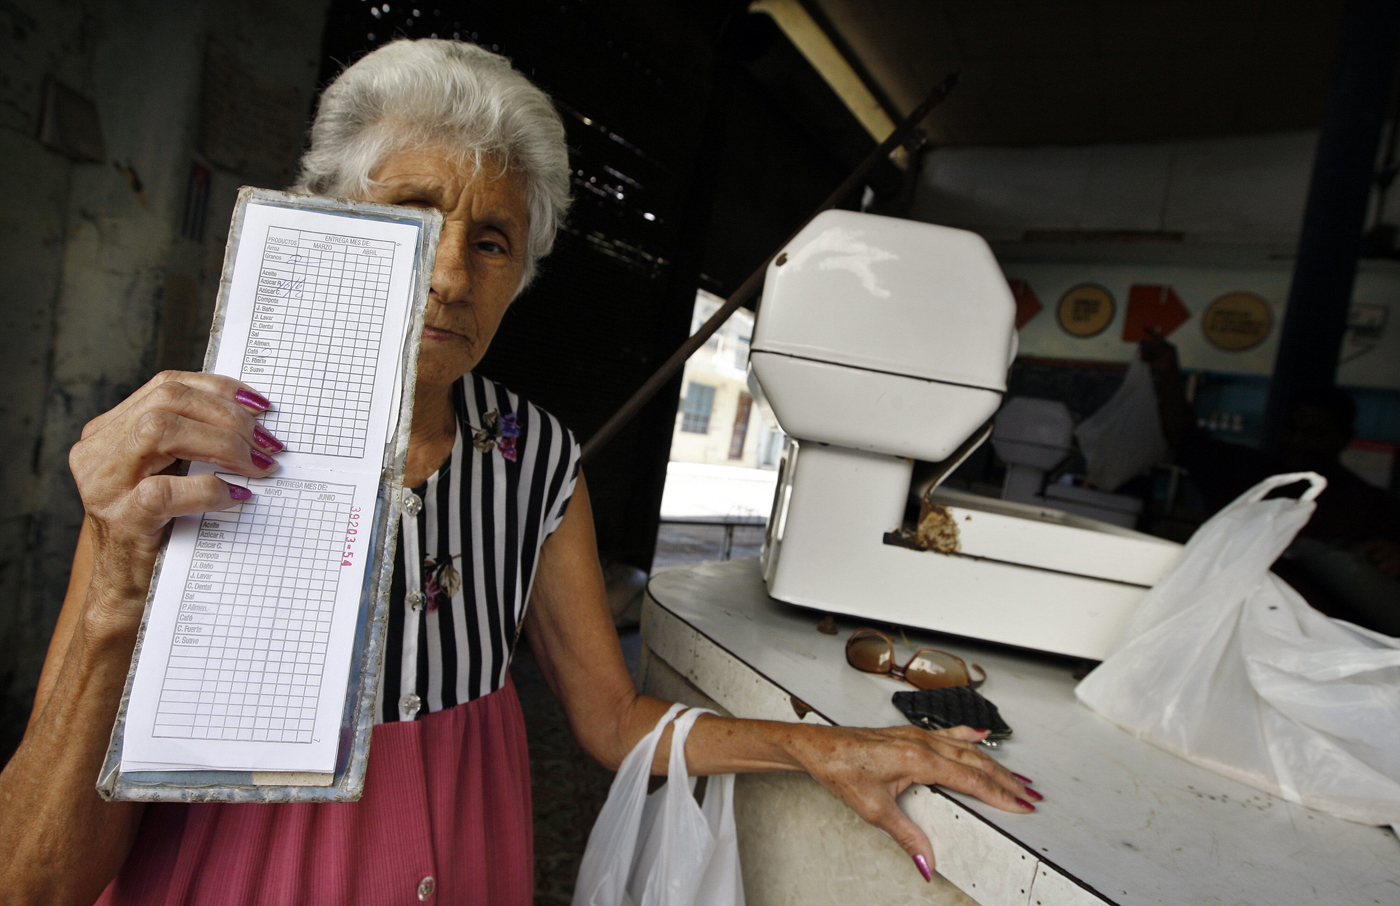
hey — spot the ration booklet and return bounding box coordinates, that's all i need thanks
[106,189,440,794]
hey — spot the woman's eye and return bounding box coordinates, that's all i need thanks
[476,240,507,254]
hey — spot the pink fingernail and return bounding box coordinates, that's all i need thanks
[1016,798,1036,811]
[1012,773,1034,785]
[228,483,252,501]
[913,854,932,882]
[1024,787,1043,802]
[253,425,284,453]
[250,449,276,470]
[235,388,271,411]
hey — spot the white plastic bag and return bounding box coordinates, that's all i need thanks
[1076,472,1400,828]
[572,704,745,906]
[1074,352,1170,492]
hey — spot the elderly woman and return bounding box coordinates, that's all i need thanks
[0,39,1036,905]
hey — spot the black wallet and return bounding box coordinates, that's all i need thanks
[892,687,1013,741]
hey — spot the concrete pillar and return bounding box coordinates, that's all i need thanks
[1263,0,1400,447]
[0,0,328,762]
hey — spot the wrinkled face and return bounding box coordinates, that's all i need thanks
[363,146,530,392]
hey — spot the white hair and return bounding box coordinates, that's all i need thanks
[297,39,572,290]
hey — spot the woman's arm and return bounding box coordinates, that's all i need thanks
[523,473,1037,880]
[2,528,150,906]
[28,522,97,732]
[0,372,281,905]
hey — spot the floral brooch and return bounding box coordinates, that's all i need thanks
[472,410,520,462]
[422,555,461,612]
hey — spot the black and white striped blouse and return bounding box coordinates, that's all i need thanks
[378,372,580,723]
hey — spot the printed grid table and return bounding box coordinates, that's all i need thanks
[243,226,396,458]
[153,479,356,743]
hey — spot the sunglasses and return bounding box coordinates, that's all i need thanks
[845,628,986,691]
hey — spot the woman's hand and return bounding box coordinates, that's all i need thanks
[525,474,1041,884]
[69,371,282,630]
[0,373,284,904]
[786,721,1038,879]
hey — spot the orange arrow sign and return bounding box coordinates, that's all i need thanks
[1008,278,1043,329]
[1123,284,1190,342]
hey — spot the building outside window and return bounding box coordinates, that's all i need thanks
[733,335,751,370]
[729,394,753,458]
[756,420,785,468]
[680,382,716,434]
[662,291,784,537]
[669,290,784,467]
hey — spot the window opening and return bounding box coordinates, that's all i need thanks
[680,383,716,434]
[729,394,753,458]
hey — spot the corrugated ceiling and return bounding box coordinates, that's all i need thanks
[815,0,1349,146]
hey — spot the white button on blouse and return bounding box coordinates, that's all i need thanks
[379,373,581,725]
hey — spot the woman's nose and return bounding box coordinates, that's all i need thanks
[431,225,471,304]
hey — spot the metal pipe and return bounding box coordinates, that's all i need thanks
[581,71,959,463]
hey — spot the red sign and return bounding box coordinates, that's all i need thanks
[1008,278,1043,329]
[1123,284,1190,342]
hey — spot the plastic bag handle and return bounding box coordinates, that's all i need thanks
[569,702,689,906]
[1241,471,1328,505]
[666,707,716,786]
[650,702,690,750]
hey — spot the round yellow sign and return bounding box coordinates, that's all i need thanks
[1202,292,1272,351]
[1057,284,1115,337]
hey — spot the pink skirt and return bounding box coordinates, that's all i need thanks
[98,678,534,906]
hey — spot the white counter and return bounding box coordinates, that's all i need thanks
[639,558,1398,906]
